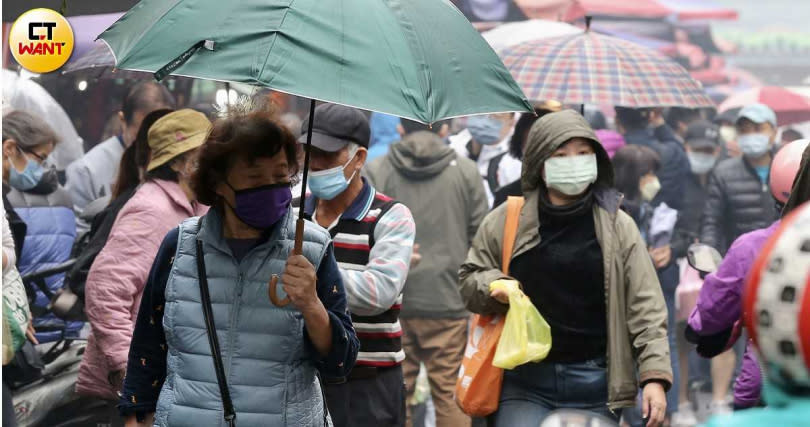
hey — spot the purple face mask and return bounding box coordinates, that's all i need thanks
[227,182,292,230]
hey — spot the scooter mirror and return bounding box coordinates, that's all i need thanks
[539,409,618,427]
[687,243,723,275]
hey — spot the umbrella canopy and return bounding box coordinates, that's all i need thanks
[498,30,714,107]
[63,42,148,80]
[97,0,532,124]
[482,19,581,51]
[719,86,810,126]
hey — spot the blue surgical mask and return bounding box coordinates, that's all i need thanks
[7,151,45,191]
[687,152,717,175]
[308,147,358,200]
[738,133,770,158]
[467,115,504,146]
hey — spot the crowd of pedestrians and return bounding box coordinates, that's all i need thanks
[3,80,810,427]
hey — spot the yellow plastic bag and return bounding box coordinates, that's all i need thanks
[490,279,552,369]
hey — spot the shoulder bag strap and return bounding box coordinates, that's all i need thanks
[501,196,525,275]
[195,220,236,427]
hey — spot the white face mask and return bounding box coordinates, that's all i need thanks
[687,152,718,175]
[543,154,598,196]
[738,133,771,158]
[640,176,661,202]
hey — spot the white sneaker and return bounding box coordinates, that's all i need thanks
[671,403,699,427]
[709,399,732,416]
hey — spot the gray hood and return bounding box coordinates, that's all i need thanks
[521,109,614,193]
[388,131,457,179]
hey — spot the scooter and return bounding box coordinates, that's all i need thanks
[9,260,104,427]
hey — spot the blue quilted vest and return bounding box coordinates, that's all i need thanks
[155,208,332,427]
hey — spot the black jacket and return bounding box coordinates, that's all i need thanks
[623,125,690,211]
[700,156,779,254]
[672,174,708,259]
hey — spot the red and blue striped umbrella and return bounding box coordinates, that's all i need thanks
[498,30,714,108]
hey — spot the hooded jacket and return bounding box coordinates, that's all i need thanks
[365,131,489,318]
[460,110,672,410]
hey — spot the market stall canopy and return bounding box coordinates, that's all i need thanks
[97,0,532,124]
[514,0,737,21]
[2,0,136,21]
[656,0,738,21]
[516,0,671,21]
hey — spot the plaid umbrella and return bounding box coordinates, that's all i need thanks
[498,29,714,108]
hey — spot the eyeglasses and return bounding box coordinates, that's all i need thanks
[20,148,48,164]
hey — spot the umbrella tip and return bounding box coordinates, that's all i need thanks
[585,16,592,32]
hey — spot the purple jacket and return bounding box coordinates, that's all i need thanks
[688,222,779,408]
[595,129,625,158]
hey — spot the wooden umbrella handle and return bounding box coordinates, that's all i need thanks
[269,219,306,307]
[268,275,290,307]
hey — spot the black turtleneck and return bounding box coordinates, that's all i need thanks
[508,190,607,363]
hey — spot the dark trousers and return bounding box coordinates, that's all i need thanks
[3,382,16,427]
[324,365,406,427]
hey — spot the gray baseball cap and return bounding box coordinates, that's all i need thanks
[685,120,721,150]
[298,103,370,152]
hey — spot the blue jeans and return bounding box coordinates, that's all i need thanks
[493,357,619,427]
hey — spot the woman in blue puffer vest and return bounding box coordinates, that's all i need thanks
[119,111,359,427]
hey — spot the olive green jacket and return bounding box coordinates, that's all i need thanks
[458,110,672,410]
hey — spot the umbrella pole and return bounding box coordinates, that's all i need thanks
[269,100,315,307]
[295,99,317,255]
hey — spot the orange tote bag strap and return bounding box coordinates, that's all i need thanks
[501,196,525,275]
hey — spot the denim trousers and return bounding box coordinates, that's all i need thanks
[493,357,620,427]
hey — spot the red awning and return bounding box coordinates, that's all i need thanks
[515,0,670,21]
[516,0,737,21]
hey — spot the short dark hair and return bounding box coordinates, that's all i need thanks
[509,108,556,160]
[612,145,661,201]
[400,119,451,136]
[782,128,804,142]
[192,112,299,207]
[666,107,701,129]
[121,82,176,124]
[614,107,650,131]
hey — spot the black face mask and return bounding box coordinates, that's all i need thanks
[26,167,59,195]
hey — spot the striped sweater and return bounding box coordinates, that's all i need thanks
[305,179,415,367]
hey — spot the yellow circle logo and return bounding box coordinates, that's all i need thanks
[9,8,74,73]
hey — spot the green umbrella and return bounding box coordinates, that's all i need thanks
[99,0,530,306]
[98,0,531,123]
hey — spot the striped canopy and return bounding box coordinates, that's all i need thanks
[498,31,714,108]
